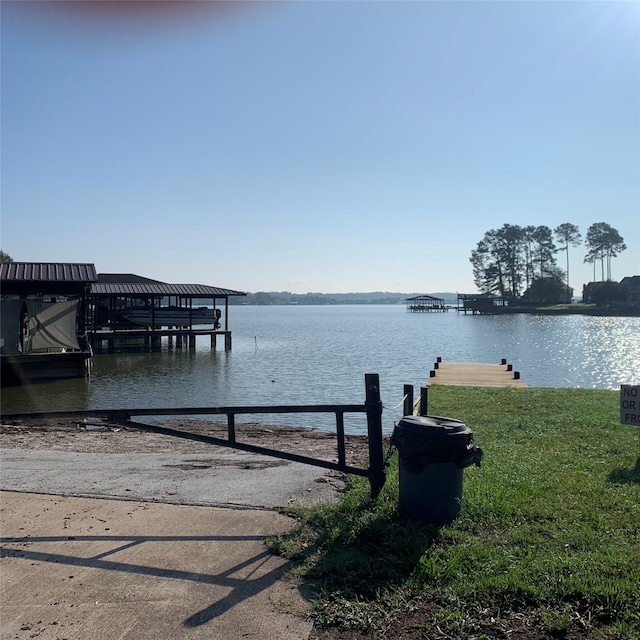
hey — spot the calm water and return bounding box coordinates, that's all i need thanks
[2,306,639,433]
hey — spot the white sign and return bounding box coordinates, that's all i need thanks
[620,385,640,426]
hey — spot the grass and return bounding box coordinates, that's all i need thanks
[268,386,640,639]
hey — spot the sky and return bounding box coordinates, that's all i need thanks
[1,0,638,295]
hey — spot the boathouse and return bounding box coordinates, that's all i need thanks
[457,293,511,314]
[405,295,446,312]
[1,263,247,384]
[0,262,97,385]
[89,273,246,352]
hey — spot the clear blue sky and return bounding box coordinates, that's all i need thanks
[1,1,638,294]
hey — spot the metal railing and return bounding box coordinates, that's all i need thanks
[2,373,386,497]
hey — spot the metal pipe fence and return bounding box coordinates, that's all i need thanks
[2,373,386,497]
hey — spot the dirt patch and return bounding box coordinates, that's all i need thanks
[0,418,371,465]
[311,615,606,640]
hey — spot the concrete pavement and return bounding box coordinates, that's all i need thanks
[0,448,344,509]
[0,446,347,639]
[0,491,312,640]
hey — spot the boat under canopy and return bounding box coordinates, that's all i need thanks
[118,305,218,327]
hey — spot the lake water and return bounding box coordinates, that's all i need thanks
[2,306,639,434]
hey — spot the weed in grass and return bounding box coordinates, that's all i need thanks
[539,605,573,636]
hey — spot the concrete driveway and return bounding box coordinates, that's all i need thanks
[0,443,347,639]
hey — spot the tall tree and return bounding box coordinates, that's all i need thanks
[554,223,581,293]
[531,225,557,279]
[584,223,626,281]
[0,250,13,262]
[522,225,537,290]
[470,236,501,295]
[470,224,526,298]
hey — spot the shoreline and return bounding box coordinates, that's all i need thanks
[489,307,640,317]
[0,418,372,462]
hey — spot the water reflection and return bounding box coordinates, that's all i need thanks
[1,375,91,414]
[2,309,639,426]
[89,349,234,409]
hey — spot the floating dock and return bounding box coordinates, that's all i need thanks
[428,359,527,388]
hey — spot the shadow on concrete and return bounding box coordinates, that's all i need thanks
[0,533,292,628]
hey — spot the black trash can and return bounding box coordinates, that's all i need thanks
[391,415,483,525]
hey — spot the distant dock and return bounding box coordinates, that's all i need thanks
[428,358,527,388]
[405,295,447,312]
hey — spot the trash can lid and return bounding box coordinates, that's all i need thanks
[394,415,470,436]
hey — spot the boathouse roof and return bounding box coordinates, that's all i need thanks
[91,283,246,297]
[97,273,164,284]
[92,273,245,297]
[1,262,98,283]
[406,295,443,302]
[0,264,246,298]
[0,262,98,296]
[457,292,497,299]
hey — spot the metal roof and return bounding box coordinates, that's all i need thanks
[406,295,444,301]
[458,293,501,299]
[0,264,245,298]
[1,262,98,283]
[97,273,166,284]
[91,283,246,297]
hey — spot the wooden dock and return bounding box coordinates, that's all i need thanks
[428,360,527,387]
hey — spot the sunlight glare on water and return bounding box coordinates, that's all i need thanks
[2,306,639,433]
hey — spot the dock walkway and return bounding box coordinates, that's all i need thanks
[428,360,527,387]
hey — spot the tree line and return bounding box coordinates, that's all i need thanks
[470,222,626,299]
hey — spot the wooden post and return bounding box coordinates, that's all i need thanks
[225,332,232,350]
[365,373,385,499]
[403,384,414,416]
[189,335,196,351]
[336,412,346,467]
[211,333,217,349]
[420,386,429,416]
[227,413,236,445]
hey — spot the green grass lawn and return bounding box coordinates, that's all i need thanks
[270,387,640,639]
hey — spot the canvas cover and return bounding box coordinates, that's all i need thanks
[25,299,81,352]
[0,299,25,354]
